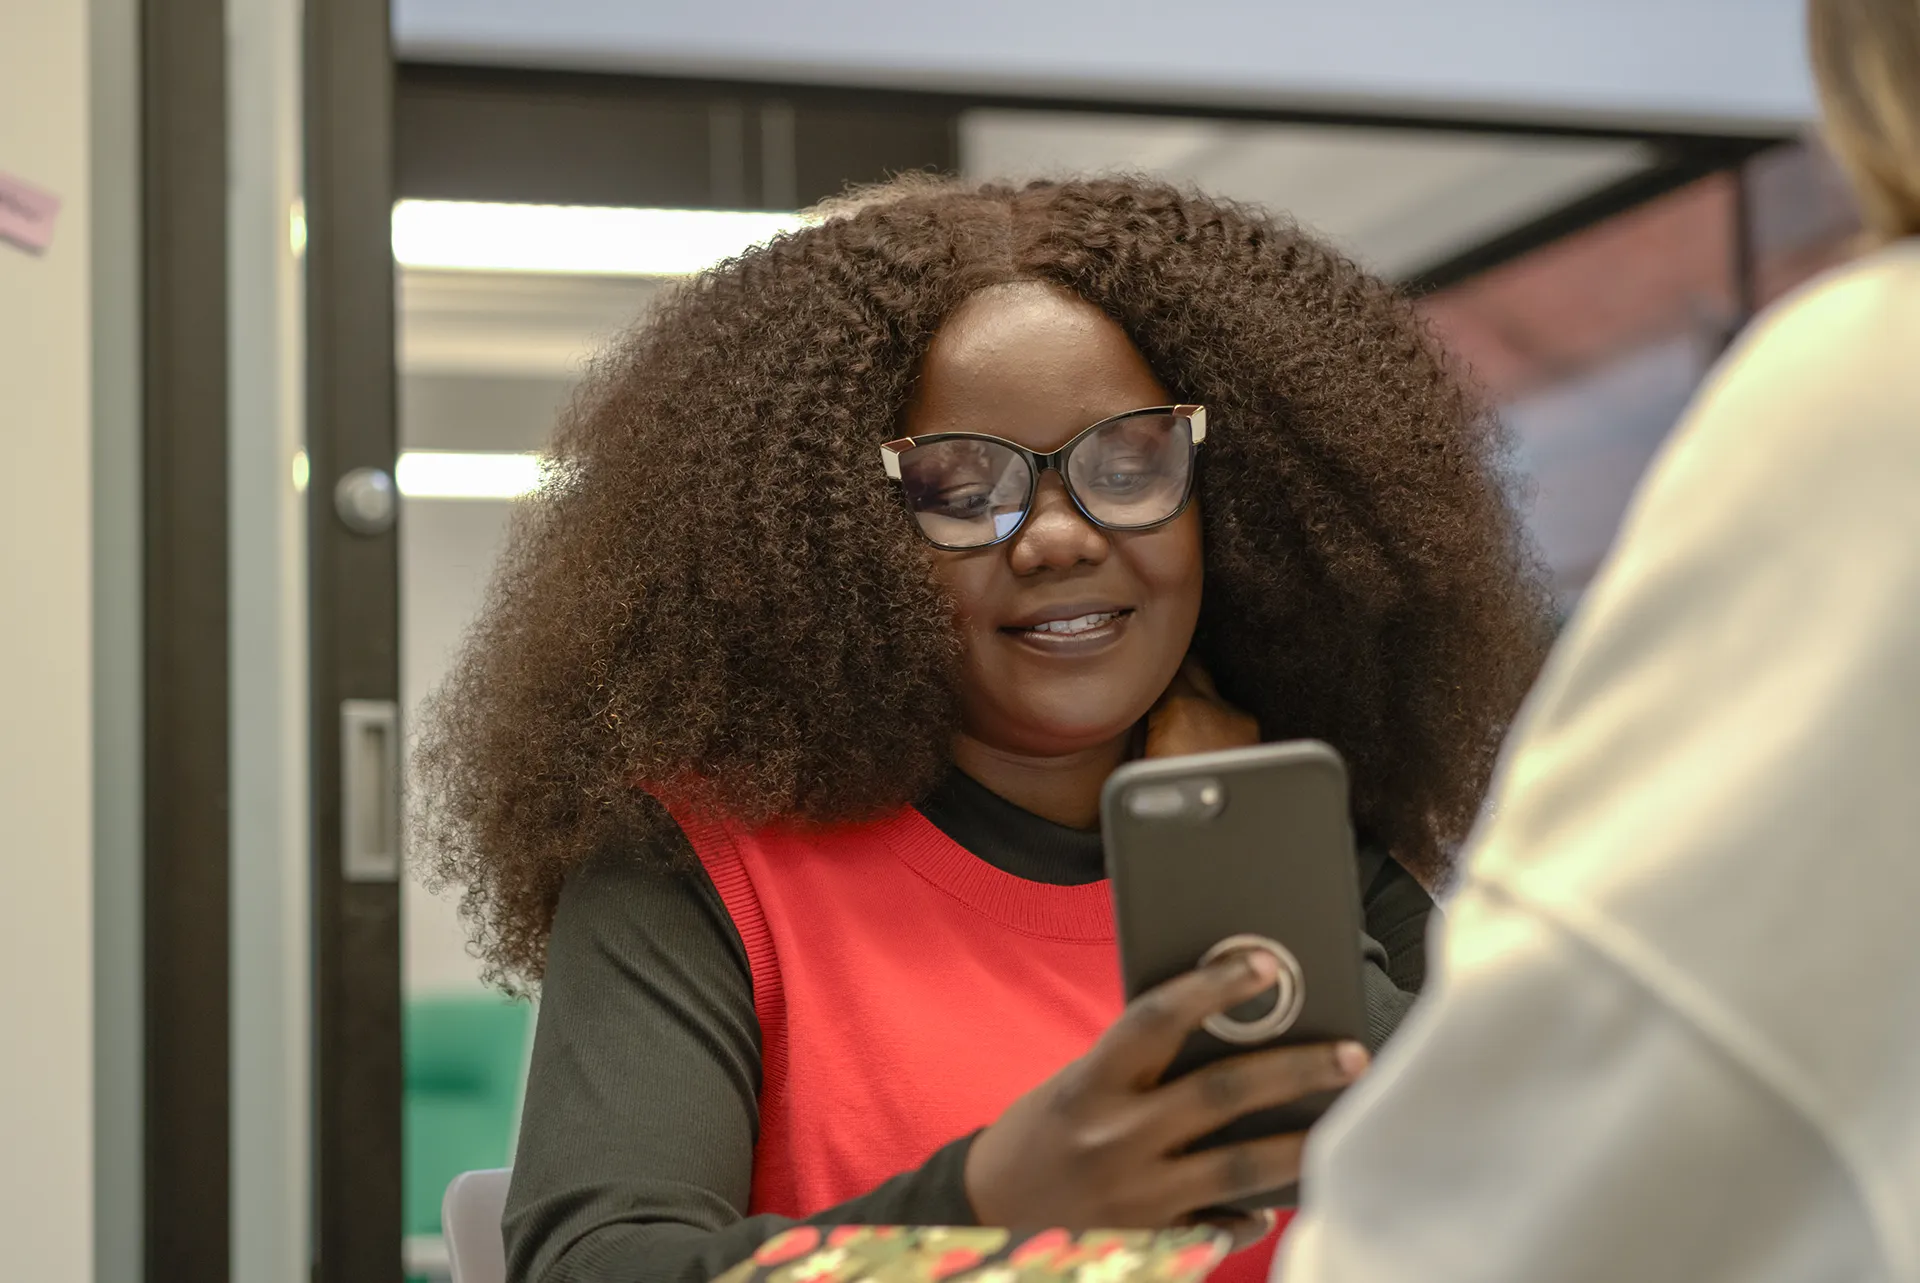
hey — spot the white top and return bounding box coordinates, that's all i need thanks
[1279,240,1920,1283]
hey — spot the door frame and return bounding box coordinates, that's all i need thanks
[141,0,233,1276]
[306,0,406,1279]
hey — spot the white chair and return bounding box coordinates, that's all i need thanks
[442,1168,513,1283]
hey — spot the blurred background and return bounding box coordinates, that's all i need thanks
[0,2,1861,1281]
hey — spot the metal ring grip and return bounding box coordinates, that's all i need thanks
[1199,934,1307,1044]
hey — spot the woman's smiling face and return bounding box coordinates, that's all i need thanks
[906,282,1204,760]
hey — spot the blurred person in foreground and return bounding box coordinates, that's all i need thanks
[1279,1,1920,1279]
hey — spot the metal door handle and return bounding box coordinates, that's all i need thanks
[340,699,400,882]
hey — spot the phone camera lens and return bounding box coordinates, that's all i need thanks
[1125,784,1188,819]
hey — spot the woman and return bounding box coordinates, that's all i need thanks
[1279,3,1920,1281]
[413,177,1551,1283]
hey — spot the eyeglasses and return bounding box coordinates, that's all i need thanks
[878,405,1207,551]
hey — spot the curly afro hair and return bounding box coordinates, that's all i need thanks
[413,175,1553,988]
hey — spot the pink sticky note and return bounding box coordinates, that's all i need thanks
[0,170,62,254]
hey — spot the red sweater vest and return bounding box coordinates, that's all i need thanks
[681,805,1284,1283]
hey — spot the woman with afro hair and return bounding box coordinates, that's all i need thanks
[412,175,1553,1283]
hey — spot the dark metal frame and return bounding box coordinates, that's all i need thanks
[395,61,963,211]
[307,0,405,1279]
[141,0,232,1278]
[399,60,1784,146]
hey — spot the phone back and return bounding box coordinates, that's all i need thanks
[1102,741,1368,1160]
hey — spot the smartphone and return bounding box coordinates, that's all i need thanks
[1101,740,1369,1209]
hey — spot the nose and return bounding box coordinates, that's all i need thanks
[1006,473,1109,575]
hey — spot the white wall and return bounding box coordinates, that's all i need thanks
[0,2,101,1276]
[396,0,1816,133]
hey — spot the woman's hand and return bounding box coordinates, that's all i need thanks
[1145,658,1260,759]
[963,951,1369,1243]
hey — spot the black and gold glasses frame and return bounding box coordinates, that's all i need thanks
[878,404,1207,550]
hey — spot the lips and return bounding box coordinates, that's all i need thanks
[1013,610,1126,636]
[1001,603,1135,635]
[997,604,1137,656]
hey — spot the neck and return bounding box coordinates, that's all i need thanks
[950,732,1132,830]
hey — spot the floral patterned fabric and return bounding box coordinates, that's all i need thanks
[714,1226,1231,1283]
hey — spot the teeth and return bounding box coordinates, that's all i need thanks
[1028,612,1119,635]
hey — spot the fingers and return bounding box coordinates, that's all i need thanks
[1145,1041,1367,1151]
[1162,1130,1310,1214]
[1147,656,1257,754]
[1088,952,1281,1089]
[1154,657,1216,709]
[1152,667,1203,712]
[1179,656,1222,700]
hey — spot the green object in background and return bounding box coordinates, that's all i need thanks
[405,993,533,1280]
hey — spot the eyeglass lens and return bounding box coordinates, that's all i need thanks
[897,412,1193,549]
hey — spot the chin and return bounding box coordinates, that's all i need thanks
[985,696,1150,758]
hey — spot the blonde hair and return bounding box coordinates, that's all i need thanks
[1809,0,1920,240]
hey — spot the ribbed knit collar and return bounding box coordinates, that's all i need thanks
[861,766,1113,942]
[914,766,1108,886]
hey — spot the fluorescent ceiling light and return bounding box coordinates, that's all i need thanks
[396,450,544,500]
[391,200,809,276]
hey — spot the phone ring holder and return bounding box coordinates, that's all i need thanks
[1199,934,1307,1044]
